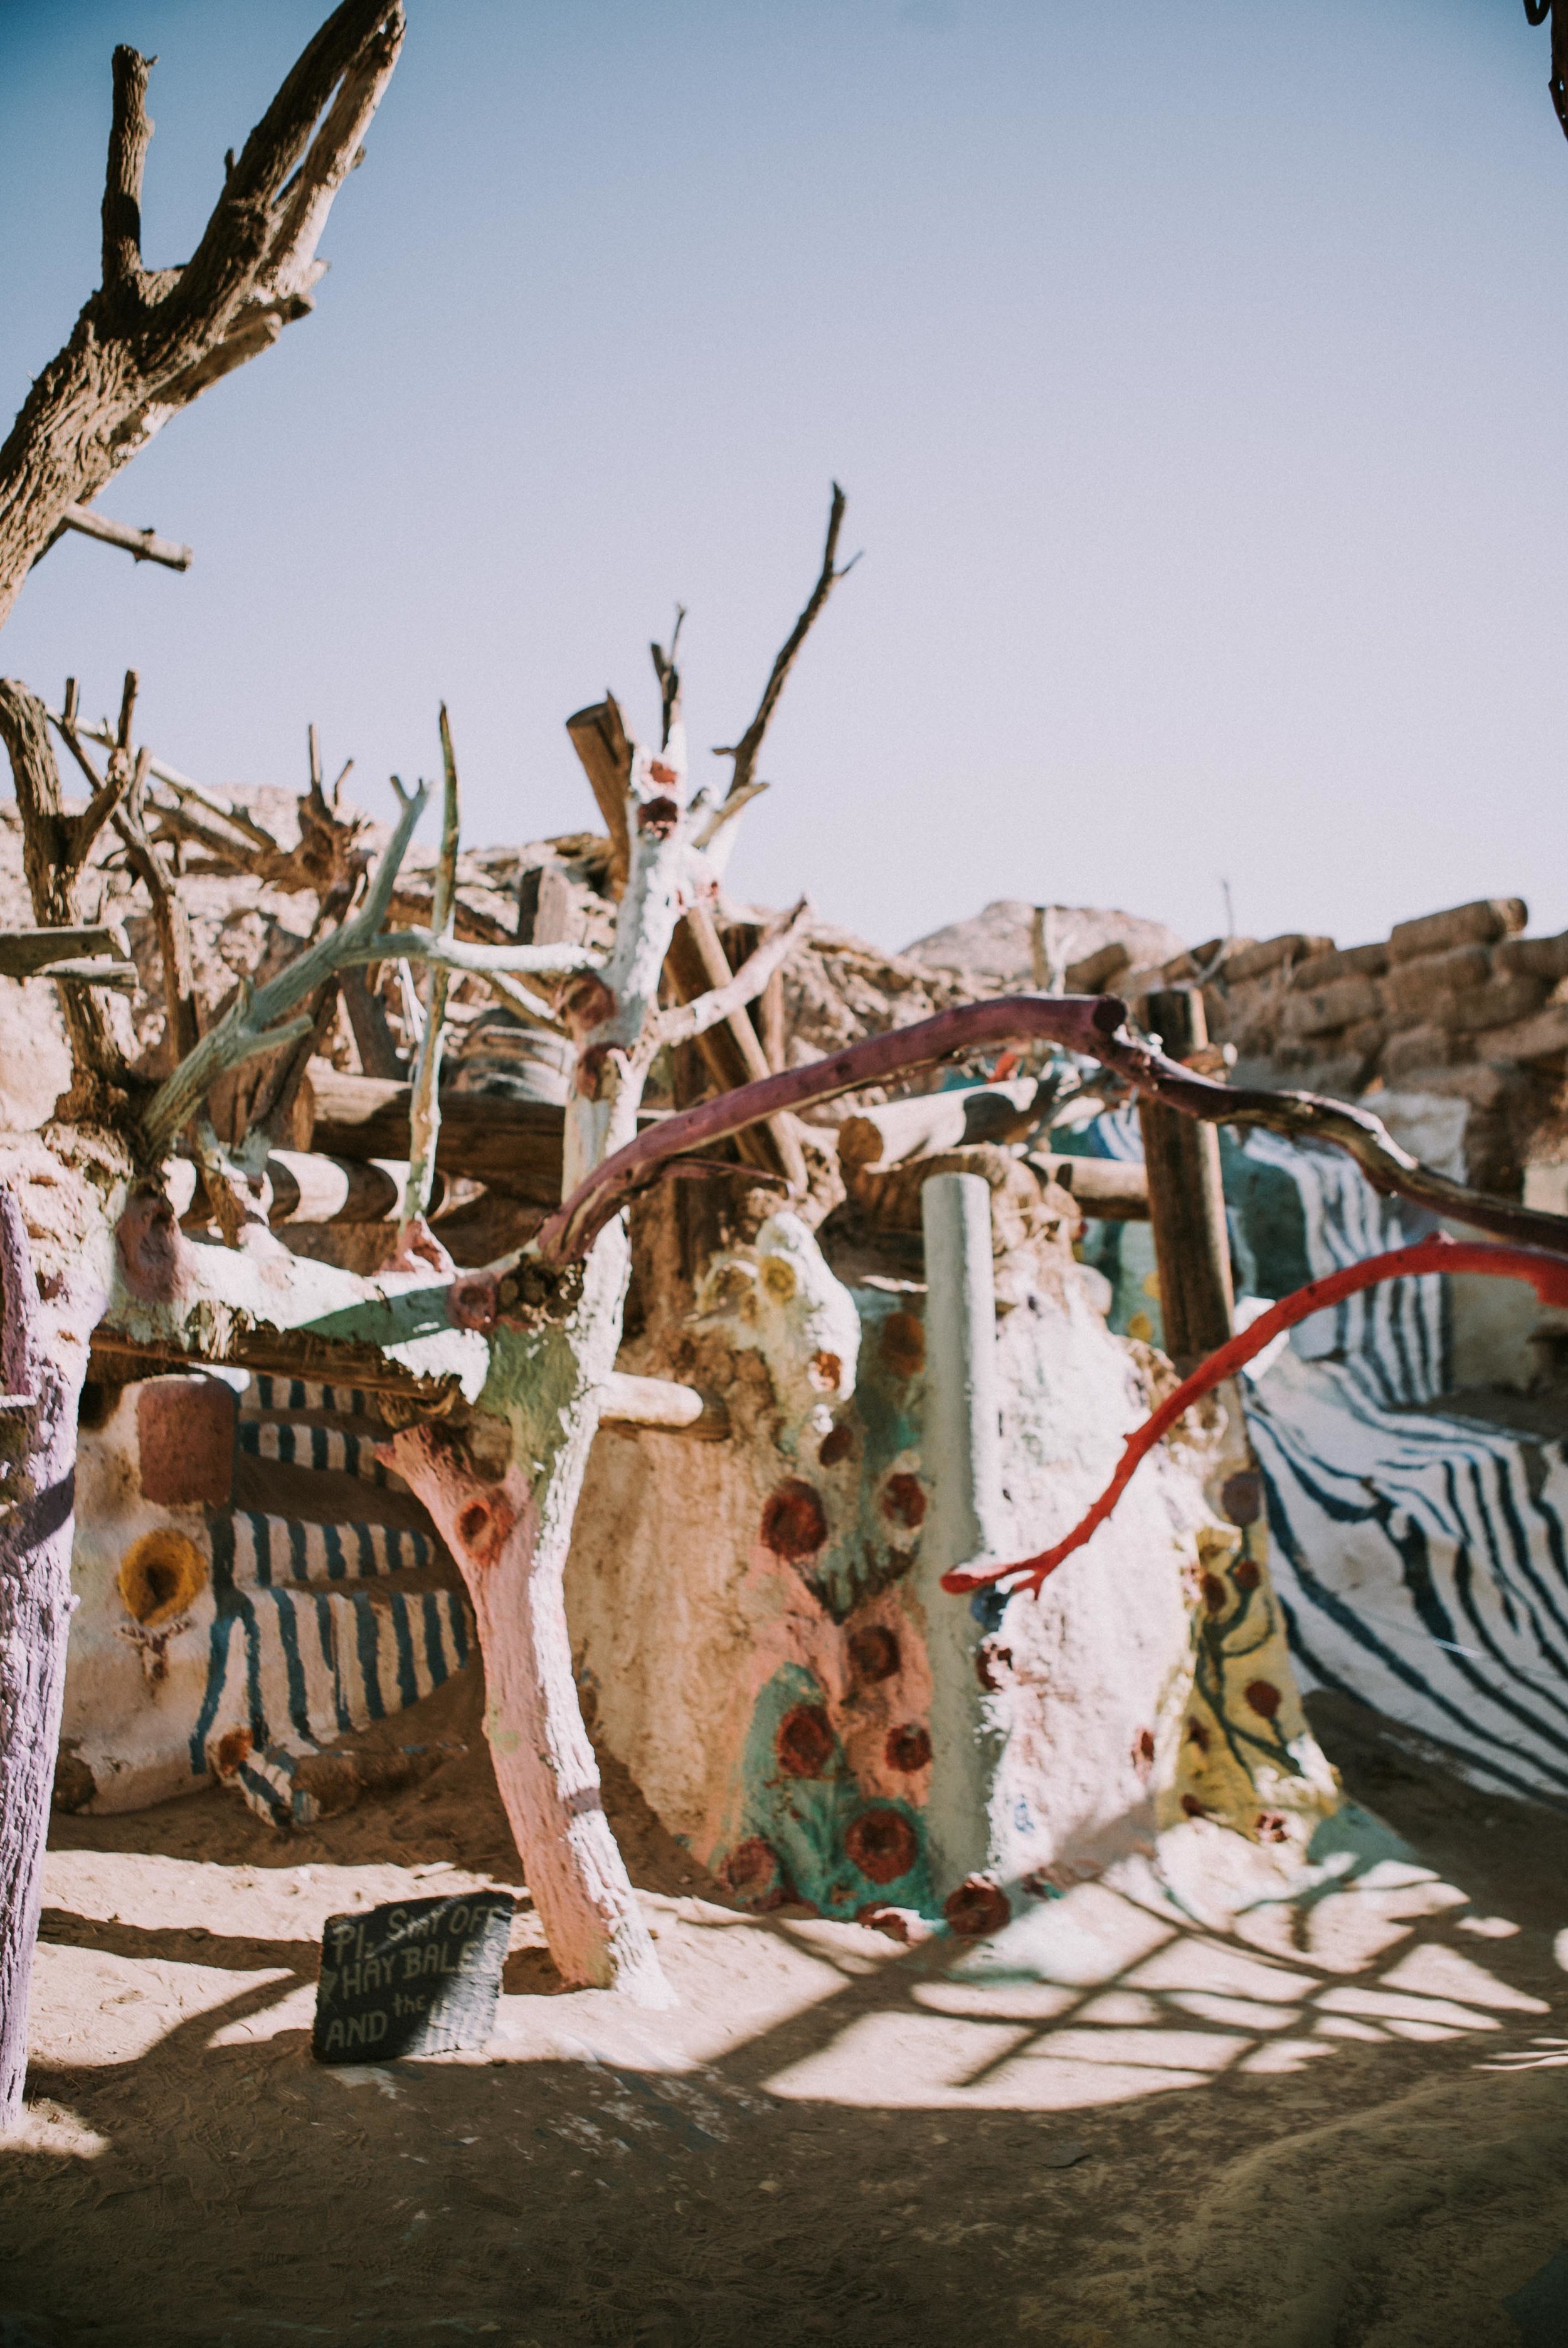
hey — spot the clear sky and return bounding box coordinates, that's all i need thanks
[2,0,1565,956]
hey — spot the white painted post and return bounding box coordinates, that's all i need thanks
[918,1171,1007,1898]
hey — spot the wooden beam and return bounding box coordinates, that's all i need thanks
[0,925,121,977]
[1137,987,1234,1371]
[309,1068,567,1203]
[664,903,807,1189]
[564,698,632,898]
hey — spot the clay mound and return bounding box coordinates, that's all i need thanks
[900,899,1187,992]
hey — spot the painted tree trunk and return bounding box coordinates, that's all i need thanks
[0,1185,97,2126]
[385,1221,671,2005]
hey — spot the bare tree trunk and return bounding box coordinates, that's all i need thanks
[385,1230,670,2004]
[0,1187,97,2128]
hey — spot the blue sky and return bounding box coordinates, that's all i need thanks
[2,0,1565,954]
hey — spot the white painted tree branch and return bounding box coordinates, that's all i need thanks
[649,896,811,1054]
[344,929,601,980]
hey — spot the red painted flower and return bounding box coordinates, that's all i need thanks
[845,1807,918,1886]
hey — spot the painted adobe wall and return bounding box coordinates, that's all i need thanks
[61,1371,472,1815]
[567,1198,1338,1927]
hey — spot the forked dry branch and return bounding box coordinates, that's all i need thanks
[0,0,406,627]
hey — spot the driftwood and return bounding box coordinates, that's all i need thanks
[535,994,1568,1265]
[0,3,405,628]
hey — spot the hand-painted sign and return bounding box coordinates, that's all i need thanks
[312,1890,514,2063]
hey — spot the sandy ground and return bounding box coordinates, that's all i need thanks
[3,1677,1566,2348]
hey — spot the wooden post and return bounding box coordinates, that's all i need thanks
[1138,987,1234,1373]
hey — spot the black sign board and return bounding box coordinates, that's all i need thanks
[312,1891,514,2063]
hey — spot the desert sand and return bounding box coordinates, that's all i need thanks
[3,1677,1565,2347]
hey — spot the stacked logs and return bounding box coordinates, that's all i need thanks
[1117,898,1568,1191]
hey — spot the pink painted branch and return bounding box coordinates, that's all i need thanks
[380,1424,670,2004]
[942,1235,1568,1601]
[534,995,1568,1265]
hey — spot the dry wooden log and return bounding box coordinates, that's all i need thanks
[837,1077,1044,1172]
[1497,929,1568,982]
[0,927,121,977]
[310,1070,568,1200]
[1389,899,1527,963]
[1278,975,1382,1038]
[1027,1152,1150,1219]
[27,959,139,991]
[397,707,460,1263]
[664,903,807,1189]
[262,1150,437,1226]
[565,697,633,900]
[723,919,788,1072]
[849,1142,1062,1250]
[1064,940,1131,993]
[1292,942,1390,989]
[1222,934,1334,983]
[338,967,405,1078]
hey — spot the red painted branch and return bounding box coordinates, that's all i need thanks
[941,1236,1568,1601]
[533,994,1568,1265]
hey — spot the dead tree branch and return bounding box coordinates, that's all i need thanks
[650,607,685,751]
[112,746,201,1068]
[140,775,429,1157]
[396,708,460,1268]
[649,898,811,1056]
[712,482,857,805]
[0,2,405,630]
[1526,0,1568,137]
[535,993,1568,1266]
[42,504,192,573]
[0,678,134,1112]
